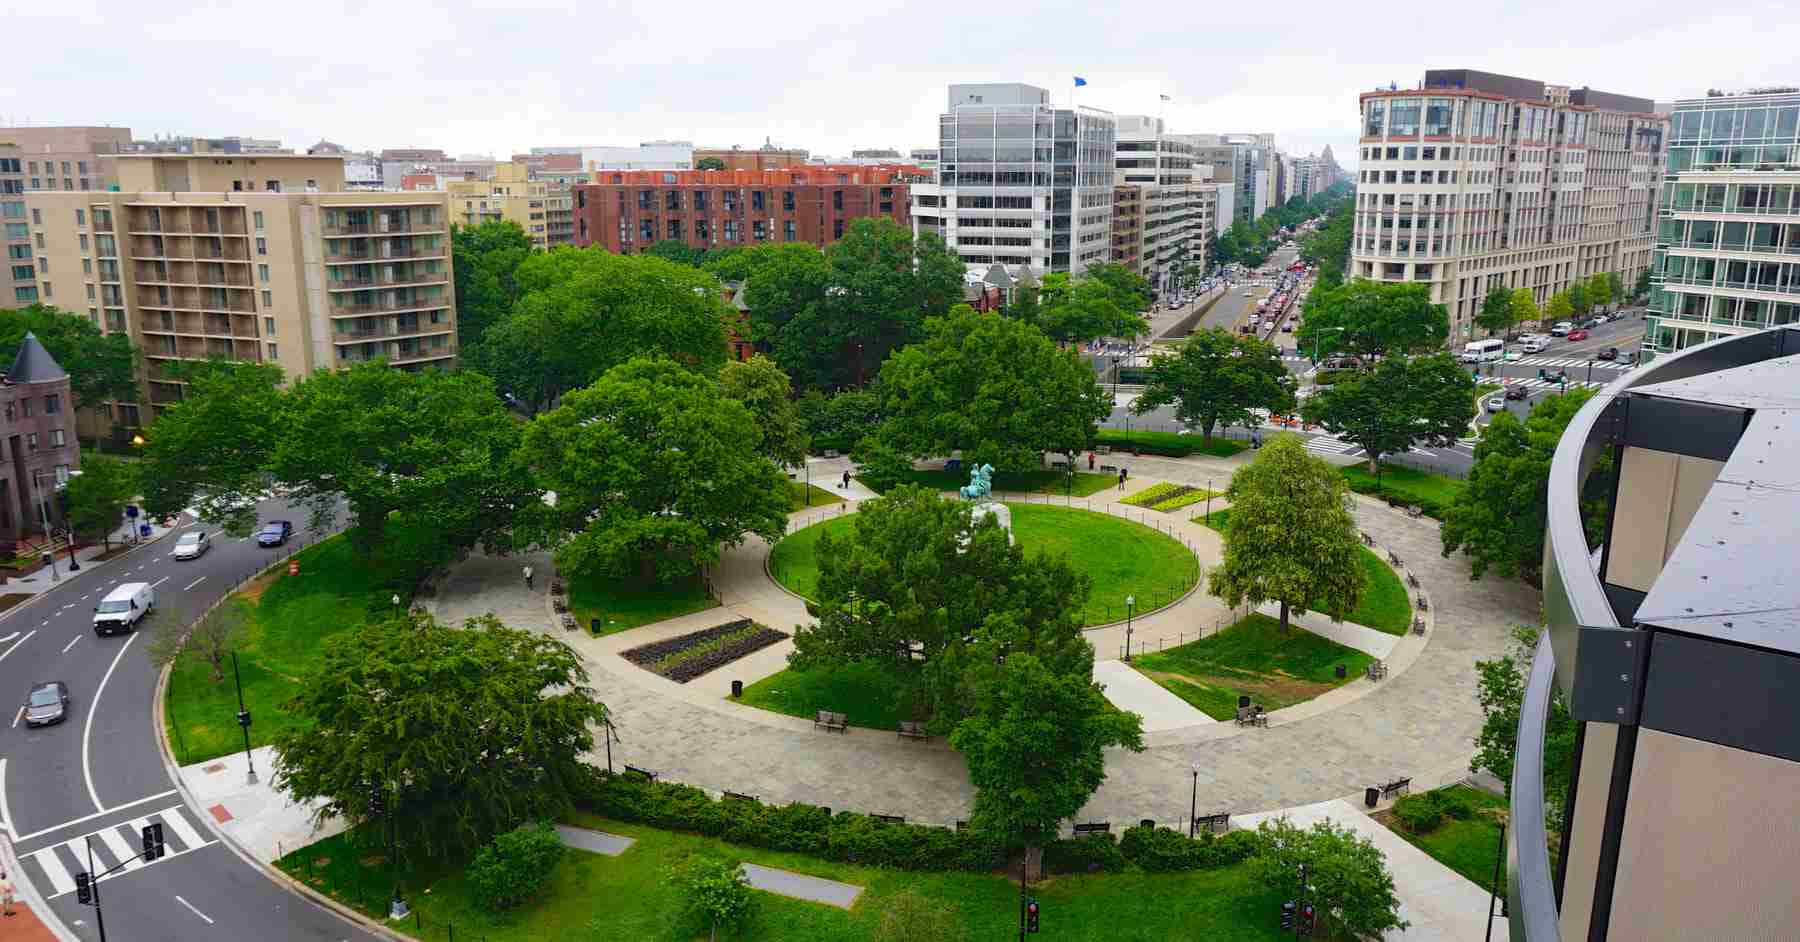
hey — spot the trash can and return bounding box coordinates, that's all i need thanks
[731,680,743,698]
[1238,695,1251,710]
[1365,787,1381,809]
[1335,664,1347,679]
[590,617,601,633]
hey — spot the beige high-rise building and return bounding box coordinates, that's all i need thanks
[1353,69,1667,343]
[1,127,133,308]
[447,160,574,250]
[24,153,456,440]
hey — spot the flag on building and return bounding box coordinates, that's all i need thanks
[1074,77,1088,87]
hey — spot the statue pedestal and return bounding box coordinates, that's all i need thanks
[970,501,1013,544]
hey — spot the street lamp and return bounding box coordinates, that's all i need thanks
[1124,595,1136,662]
[231,651,257,785]
[33,472,59,583]
[1110,355,1121,398]
[1311,326,1345,366]
[1586,357,1596,386]
[1189,761,1202,837]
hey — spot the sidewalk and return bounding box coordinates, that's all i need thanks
[175,747,344,864]
[0,518,179,606]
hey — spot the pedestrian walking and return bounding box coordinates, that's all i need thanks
[1087,451,1095,470]
[1117,467,1127,487]
[523,564,534,590]
[841,469,851,489]
[1,868,14,917]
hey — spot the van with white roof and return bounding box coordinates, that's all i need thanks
[93,582,154,636]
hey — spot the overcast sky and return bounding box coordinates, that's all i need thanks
[6,0,1797,167]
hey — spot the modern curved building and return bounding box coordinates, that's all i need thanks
[1517,325,1800,939]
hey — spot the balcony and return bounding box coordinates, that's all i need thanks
[327,270,449,291]
[330,295,450,316]
[321,218,447,237]
[323,240,448,263]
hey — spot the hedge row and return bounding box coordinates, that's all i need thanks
[1340,474,1452,520]
[1392,789,1476,834]
[1095,428,1247,459]
[1044,825,1260,875]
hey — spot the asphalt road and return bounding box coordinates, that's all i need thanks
[0,498,374,941]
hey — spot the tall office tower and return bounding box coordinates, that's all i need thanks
[1644,90,1800,358]
[914,83,1116,276]
[1113,116,1204,292]
[25,154,456,444]
[1353,69,1667,343]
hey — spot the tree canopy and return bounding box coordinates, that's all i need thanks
[1252,817,1408,940]
[1475,288,1517,338]
[1542,291,1575,326]
[1473,626,1576,825]
[136,361,286,530]
[1131,327,1294,445]
[1035,272,1148,345]
[64,453,137,549]
[0,304,137,409]
[1296,280,1449,360]
[520,356,790,584]
[719,355,809,469]
[1509,288,1540,328]
[1301,353,1474,473]
[871,307,1110,471]
[272,612,608,862]
[1207,434,1364,632]
[451,220,533,349]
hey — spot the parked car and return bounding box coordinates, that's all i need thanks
[23,681,70,727]
[1597,347,1619,360]
[94,582,154,636]
[256,520,294,547]
[1567,329,1591,341]
[1504,385,1529,401]
[1485,395,1508,413]
[1550,322,1574,337]
[1592,313,1612,324]
[172,530,211,560]
[1522,340,1548,354]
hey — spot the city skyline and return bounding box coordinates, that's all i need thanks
[8,0,1797,167]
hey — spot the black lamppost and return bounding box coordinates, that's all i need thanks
[1110,355,1121,398]
[1586,357,1596,385]
[1124,595,1136,662]
[231,651,257,785]
[1188,761,1202,837]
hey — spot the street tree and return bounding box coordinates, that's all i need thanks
[823,219,965,381]
[1295,280,1449,360]
[272,612,609,862]
[694,156,727,171]
[147,600,250,684]
[719,355,809,469]
[63,453,137,551]
[1542,291,1575,329]
[1036,273,1148,345]
[1633,268,1650,301]
[136,361,285,532]
[640,239,707,268]
[451,220,533,349]
[1475,288,1517,338]
[1441,388,1608,585]
[951,653,1145,880]
[1568,279,1591,316]
[872,307,1110,471]
[1206,434,1363,632]
[1605,272,1626,309]
[0,305,137,409]
[1252,817,1408,940]
[669,857,756,942]
[1510,288,1541,330]
[1131,328,1295,446]
[521,356,790,584]
[1588,272,1615,312]
[1473,625,1577,824]
[1082,262,1154,312]
[1302,354,1475,475]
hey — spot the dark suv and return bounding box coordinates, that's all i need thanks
[256,520,294,547]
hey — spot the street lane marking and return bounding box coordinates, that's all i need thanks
[62,636,80,654]
[0,758,11,833]
[0,629,37,666]
[158,809,205,852]
[96,825,142,874]
[182,576,206,591]
[83,631,140,813]
[150,576,169,588]
[12,789,179,844]
[175,895,215,925]
[0,631,15,645]
[10,707,20,729]
[25,808,217,899]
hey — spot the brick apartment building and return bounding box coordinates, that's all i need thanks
[572,165,921,255]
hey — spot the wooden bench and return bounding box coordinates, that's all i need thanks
[955,820,969,832]
[553,597,569,613]
[1194,813,1231,835]
[1406,505,1424,519]
[1388,550,1403,566]
[1405,572,1420,588]
[560,614,578,632]
[1099,464,1118,473]
[871,813,905,825]
[1234,705,1269,728]
[1359,531,1374,546]
[1416,595,1430,611]
[814,710,848,733]
[1379,777,1412,799]
[1412,616,1426,635]
[1366,660,1388,681]
[896,721,929,741]
[1072,822,1111,835]
[624,765,658,782]
[1051,460,1070,471]
[550,580,564,595]
[721,791,758,803]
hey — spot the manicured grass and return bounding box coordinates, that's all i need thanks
[279,813,1293,941]
[769,504,1199,627]
[569,572,718,638]
[1096,427,1248,458]
[1339,462,1464,519]
[788,480,843,510]
[164,532,405,765]
[1380,786,1509,897]
[872,467,1119,498]
[1130,613,1374,719]
[1195,511,1411,635]
[736,660,910,730]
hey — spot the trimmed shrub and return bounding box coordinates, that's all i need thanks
[466,821,566,910]
[1117,825,1260,872]
[1044,834,1127,874]
[1392,794,1443,833]
[1431,789,1476,821]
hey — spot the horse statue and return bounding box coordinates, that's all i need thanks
[959,463,995,501]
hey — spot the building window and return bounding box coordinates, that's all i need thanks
[696,219,710,241]
[752,220,767,241]
[29,209,39,225]
[256,237,267,256]
[25,433,36,452]
[267,342,278,359]
[668,219,682,240]
[261,290,272,306]
[834,219,845,239]
[752,191,765,212]
[265,316,276,335]
[723,220,738,242]
[118,404,140,427]
[640,219,655,241]
[638,191,651,210]
[784,220,796,241]
[693,191,708,212]
[257,264,270,282]
[34,233,44,249]
[782,191,795,211]
[44,393,58,414]
[833,190,844,211]
[253,211,264,229]
[13,287,35,303]
[75,208,85,226]
[40,281,50,298]
[665,191,680,211]
[49,429,64,447]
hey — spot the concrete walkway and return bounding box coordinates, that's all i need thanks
[1256,602,1403,660]
[176,746,345,863]
[1093,659,1216,730]
[553,824,634,857]
[1235,799,1505,941]
[740,863,864,909]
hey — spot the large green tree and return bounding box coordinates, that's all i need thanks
[641,239,707,268]
[1081,262,1154,312]
[1542,291,1575,327]
[1207,434,1364,632]
[1302,354,1475,474]
[451,220,533,349]
[0,304,137,409]
[136,361,286,531]
[272,613,609,862]
[1131,328,1294,445]
[1296,280,1449,360]
[1252,817,1408,940]
[64,453,137,551]
[872,307,1110,471]
[719,354,809,469]
[521,357,789,583]
[1473,626,1577,826]
[1036,273,1148,345]
[824,218,964,384]
[467,248,730,414]
[1474,288,1517,338]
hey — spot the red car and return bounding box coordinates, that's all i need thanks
[1566,329,1590,341]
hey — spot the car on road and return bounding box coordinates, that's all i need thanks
[1550,322,1574,337]
[1567,329,1591,341]
[94,582,154,635]
[24,681,70,727]
[172,530,211,560]
[1597,347,1619,360]
[1522,339,1548,354]
[1485,395,1508,413]
[1504,385,1529,401]
[1592,313,1611,324]
[256,520,294,547]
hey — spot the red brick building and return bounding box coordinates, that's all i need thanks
[572,165,922,254]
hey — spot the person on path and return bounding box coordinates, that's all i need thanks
[1087,451,1095,470]
[523,564,535,589]
[841,469,851,490]
[1,869,14,916]
[1117,467,1128,488]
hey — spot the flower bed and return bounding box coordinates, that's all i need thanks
[621,618,788,683]
[1122,482,1222,513]
[1121,482,1186,507]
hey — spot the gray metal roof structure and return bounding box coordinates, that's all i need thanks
[5,332,68,384]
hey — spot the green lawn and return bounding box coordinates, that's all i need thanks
[769,503,1199,627]
[736,660,909,730]
[1339,463,1464,518]
[569,572,718,638]
[1096,427,1248,458]
[1195,511,1410,635]
[1129,614,1374,719]
[871,467,1118,498]
[279,813,1293,941]
[787,480,843,510]
[164,533,411,765]
[1380,786,1509,897]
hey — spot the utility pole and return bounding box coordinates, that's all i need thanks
[231,651,257,785]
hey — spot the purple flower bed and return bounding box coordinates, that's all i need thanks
[621,618,789,684]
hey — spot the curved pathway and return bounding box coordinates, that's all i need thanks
[433,466,1534,829]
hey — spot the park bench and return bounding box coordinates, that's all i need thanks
[559,614,577,631]
[553,597,568,613]
[624,765,658,782]
[1194,813,1232,835]
[1388,550,1403,566]
[897,721,930,741]
[1359,531,1374,546]
[722,791,758,803]
[1416,595,1430,611]
[814,710,848,733]
[1052,460,1070,471]
[1366,660,1388,681]
[1234,705,1269,728]
[550,580,564,595]
[1099,464,1118,473]
[1412,616,1426,635]
[1406,572,1420,588]
[871,813,905,825]
[1072,822,1112,835]
[955,820,969,831]
[1406,505,1424,519]
[1379,777,1412,799]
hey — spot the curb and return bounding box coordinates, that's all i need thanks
[0,523,181,627]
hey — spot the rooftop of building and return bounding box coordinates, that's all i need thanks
[5,332,68,385]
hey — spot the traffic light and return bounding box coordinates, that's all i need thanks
[1280,899,1296,929]
[142,821,166,861]
[369,787,386,817]
[1299,903,1316,936]
[75,871,92,905]
[1026,898,1040,933]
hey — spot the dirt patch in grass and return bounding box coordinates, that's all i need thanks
[1139,667,1327,705]
[237,569,282,603]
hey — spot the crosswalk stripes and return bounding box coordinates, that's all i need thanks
[1506,377,1603,391]
[1303,435,1360,456]
[20,805,216,899]
[1513,356,1629,369]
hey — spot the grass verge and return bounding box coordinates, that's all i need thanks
[570,572,718,638]
[871,467,1118,498]
[1376,785,1509,897]
[1129,613,1374,719]
[1195,511,1410,635]
[788,480,843,510]
[736,660,908,730]
[1339,462,1464,519]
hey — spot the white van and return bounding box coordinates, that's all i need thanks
[94,582,154,636]
[1522,338,1549,354]
[1460,338,1506,363]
